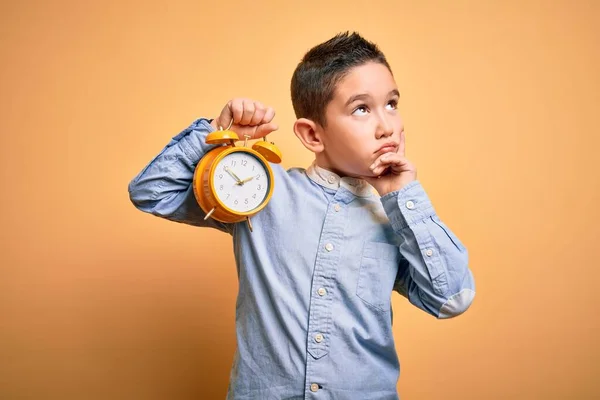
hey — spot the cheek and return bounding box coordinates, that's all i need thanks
[393,115,403,130]
[342,145,374,173]
[325,120,372,160]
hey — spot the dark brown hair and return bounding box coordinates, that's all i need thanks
[290,31,392,127]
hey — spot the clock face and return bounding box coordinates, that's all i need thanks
[213,152,271,213]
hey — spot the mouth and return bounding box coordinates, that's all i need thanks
[375,143,399,154]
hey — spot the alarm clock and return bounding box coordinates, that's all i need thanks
[192,120,282,232]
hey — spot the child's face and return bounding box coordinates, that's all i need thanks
[320,62,403,178]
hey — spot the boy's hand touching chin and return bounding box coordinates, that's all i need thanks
[362,131,417,197]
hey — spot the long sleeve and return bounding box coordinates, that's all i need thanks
[381,180,475,319]
[128,118,234,234]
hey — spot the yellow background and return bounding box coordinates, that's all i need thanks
[1,0,598,398]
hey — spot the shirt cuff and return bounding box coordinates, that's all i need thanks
[380,180,436,231]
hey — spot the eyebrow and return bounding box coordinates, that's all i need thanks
[345,89,400,108]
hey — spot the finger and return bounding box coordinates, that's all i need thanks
[216,103,231,130]
[370,152,398,170]
[378,154,409,170]
[360,174,386,191]
[384,158,411,175]
[240,99,256,125]
[398,130,406,156]
[255,122,279,138]
[371,164,395,176]
[370,153,408,175]
[229,98,244,126]
[250,102,266,126]
[262,107,276,125]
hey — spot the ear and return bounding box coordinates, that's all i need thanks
[293,118,324,153]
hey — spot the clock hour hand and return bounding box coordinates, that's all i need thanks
[224,166,242,184]
[237,175,256,185]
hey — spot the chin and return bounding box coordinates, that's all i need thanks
[332,160,373,179]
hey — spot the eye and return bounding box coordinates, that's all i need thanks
[352,105,369,115]
[386,99,398,110]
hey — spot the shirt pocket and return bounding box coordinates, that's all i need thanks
[356,241,400,313]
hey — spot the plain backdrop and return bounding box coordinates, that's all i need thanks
[1,0,598,399]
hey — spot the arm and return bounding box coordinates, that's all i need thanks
[381,181,475,319]
[127,118,234,233]
[128,98,279,234]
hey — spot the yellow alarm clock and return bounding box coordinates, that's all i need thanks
[192,120,282,232]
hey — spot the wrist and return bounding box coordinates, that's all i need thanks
[378,177,417,196]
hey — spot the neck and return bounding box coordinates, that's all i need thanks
[314,153,356,178]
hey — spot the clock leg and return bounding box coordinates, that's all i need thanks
[246,217,253,232]
[204,207,216,220]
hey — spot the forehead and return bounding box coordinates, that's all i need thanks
[333,62,397,101]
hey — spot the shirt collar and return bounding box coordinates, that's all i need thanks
[305,161,374,198]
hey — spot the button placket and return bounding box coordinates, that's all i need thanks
[305,196,349,361]
[304,191,352,395]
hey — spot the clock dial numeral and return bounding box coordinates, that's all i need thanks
[215,153,270,212]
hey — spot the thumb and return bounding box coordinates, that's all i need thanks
[360,175,386,196]
[360,175,378,187]
[254,122,279,139]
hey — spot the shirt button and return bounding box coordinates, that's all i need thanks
[425,249,433,256]
[315,333,324,343]
[310,383,319,392]
[325,243,334,252]
[406,200,415,209]
[334,204,341,212]
[327,175,336,184]
[317,287,327,296]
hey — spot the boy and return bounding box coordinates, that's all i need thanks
[128,32,475,400]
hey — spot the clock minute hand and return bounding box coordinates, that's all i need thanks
[224,166,242,184]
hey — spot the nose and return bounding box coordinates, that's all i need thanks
[375,113,394,139]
